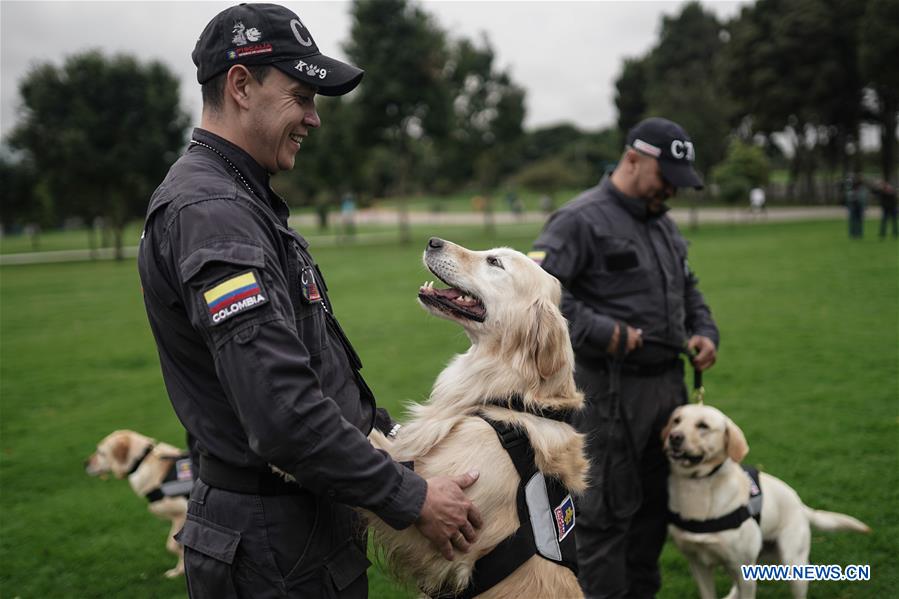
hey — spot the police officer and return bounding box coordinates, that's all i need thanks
[138,4,481,597]
[531,117,719,598]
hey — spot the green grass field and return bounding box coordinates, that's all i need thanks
[1,220,896,598]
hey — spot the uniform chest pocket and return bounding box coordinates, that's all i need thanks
[278,227,329,356]
[593,236,652,298]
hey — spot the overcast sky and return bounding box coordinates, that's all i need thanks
[1,0,749,140]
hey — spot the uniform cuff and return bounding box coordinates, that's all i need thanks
[372,465,427,530]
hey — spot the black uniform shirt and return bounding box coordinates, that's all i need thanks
[138,128,426,529]
[533,177,719,364]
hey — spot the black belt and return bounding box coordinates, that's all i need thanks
[199,454,306,496]
[595,357,682,376]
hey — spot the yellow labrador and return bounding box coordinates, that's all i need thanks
[367,238,588,598]
[85,430,190,578]
[662,404,869,599]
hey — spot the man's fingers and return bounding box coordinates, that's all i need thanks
[454,470,480,489]
[467,504,484,530]
[459,522,477,543]
[451,532,471,553]
[438,540,454,561]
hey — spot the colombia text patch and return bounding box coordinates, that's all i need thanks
[203,271,268,325]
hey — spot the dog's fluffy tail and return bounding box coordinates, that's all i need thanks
[803,506,870,533]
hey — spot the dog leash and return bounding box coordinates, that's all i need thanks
[640,336,705,404]
[599,322,643,519]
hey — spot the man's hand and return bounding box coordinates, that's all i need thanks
[415,472,483,561]
[687,335,717,371]
[606,323,643,355]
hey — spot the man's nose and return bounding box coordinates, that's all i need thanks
[305,109,321,129]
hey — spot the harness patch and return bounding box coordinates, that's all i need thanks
[175,458,193,482]
[203,270,268,325]
[554,494,576,542]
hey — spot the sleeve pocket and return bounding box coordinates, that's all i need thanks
[179,239,264,283]
[324,539,371,591]
[176,514,241,564]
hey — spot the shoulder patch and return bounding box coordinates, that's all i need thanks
[554,494,575,542]
[203,270,268,325]
[527,250,546,265]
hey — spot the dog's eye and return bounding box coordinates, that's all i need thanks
[672,417,681,424]
[486,256,504,269]
[696,421,709,430]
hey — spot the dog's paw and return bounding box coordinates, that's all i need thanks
[164,566,184,578]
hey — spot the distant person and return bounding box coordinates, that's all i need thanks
[539,193,555,215]
[341,191,357,240]
[846,177,867,239]
[314,192,331,232]
[531,117,719,598]
[749,186,766,217]
[874,179,897,239]
[137,4,480,597]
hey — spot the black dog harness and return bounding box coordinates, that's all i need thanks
[433,396,579,599]
[668,465,763,533]
[128,446,195,503]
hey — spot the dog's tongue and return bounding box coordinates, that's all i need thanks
[434,287,462,300]
[420,285,462,300]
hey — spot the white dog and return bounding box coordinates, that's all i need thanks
[662,404,869,599]
[367,238,588,598]
[85,430,191,578]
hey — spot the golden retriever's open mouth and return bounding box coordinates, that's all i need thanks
[418,280,486,322]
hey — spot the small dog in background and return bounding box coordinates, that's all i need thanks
[85,430,192,578]
[367,238,588,598]
[663,404,869,599]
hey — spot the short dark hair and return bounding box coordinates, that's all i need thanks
[201,64,273,112]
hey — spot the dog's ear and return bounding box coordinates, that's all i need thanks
[725,417,749,463]
[531,298,570,380]
[660,409,678,443]
[111,435,131,473]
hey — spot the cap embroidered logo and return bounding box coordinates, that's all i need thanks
[290,19,313,47]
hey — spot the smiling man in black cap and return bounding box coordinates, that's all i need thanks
[138,4,481,597]
[530,116,719,598]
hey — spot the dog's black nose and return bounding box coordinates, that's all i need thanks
[427,237,445,251]
[669,432,684,448]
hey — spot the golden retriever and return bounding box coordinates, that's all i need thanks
[85,430,190,578]
[366,238,588,598]
[662,404,869,599]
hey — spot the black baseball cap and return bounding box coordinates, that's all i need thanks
[192,3,363,96]
[626,117,703,189]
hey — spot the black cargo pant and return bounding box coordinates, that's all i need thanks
[572,360,686,599]
[176,478,370,598]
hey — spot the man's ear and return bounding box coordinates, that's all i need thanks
[224,65,254,109]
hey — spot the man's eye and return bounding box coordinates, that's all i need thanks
[487,256,504,269]
[294,95,311,105]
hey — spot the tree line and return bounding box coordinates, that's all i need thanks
[2,0,896,252]
[616,0,897,203]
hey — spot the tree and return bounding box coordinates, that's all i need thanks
[614,58,648,141]
[723,0,868,200]
[442,35,526,191]
[711,139,771,206]
[9,51,188,258]
[642,2,731,175]
[859,0,899,185]
[345,0,449,186]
